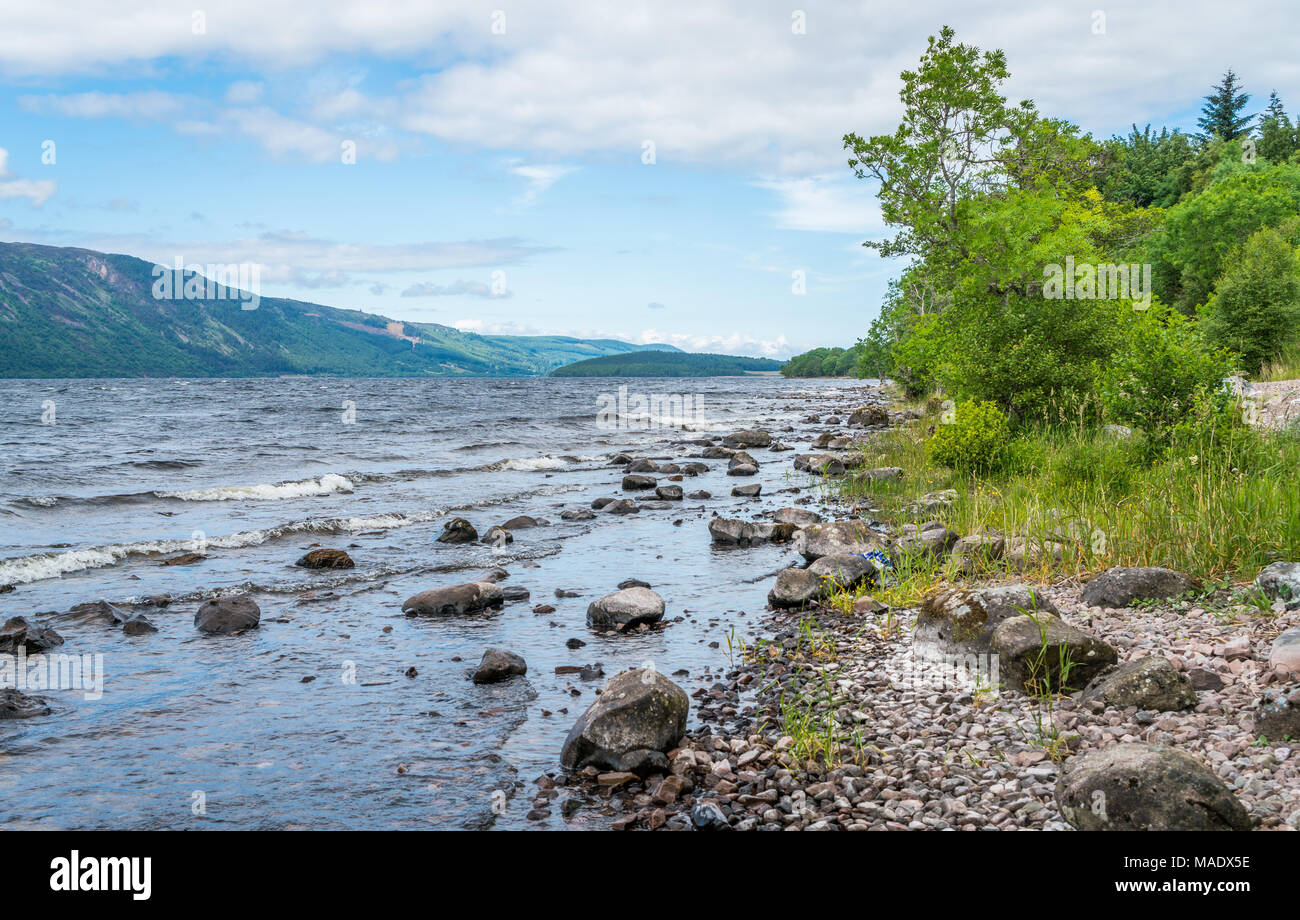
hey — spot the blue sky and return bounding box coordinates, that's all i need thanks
[2,1,1297,357]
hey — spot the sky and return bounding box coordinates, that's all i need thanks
[1,1,1298,358]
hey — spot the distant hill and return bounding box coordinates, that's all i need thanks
[780,344,866,378]
[0,241,681,378]
[550,350,783,377]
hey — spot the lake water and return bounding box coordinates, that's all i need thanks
[0,375,872,829]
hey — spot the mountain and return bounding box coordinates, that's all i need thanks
[549,350,783,377]
[0,242,680,378]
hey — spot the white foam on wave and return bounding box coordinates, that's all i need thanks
[0,509,442,586]
[156,473,355,502]
[496,455,597,472]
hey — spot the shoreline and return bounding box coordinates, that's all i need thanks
[538,385,1300,831]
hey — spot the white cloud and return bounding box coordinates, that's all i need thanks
[753,175,884,235]
[7,2,1297,176]
[401,280,511,298]
[18,90,184,119]
[508,163,576,207]
[0,147,56,206]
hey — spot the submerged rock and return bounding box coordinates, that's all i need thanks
[0,688,51,720]
[731,483,761,498]
[603,499,640,515]
[436,517,478,544]
[560,668,689,771]
[402,582,504,616]
[295,548,355,569]
[0,616,64,654]
[1055,744,1250,831]
[194,595,261,635]
[472,648,528,684]
[501,515,544,530]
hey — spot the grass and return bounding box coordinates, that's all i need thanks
[1258,341,1300,382]
[838,405,1300,589]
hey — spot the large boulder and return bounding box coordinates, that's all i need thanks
[622,474,657,491]
[726,452,759,476]
[402,582,504,616]
[793,521,883,562]
[708,518,762,546]
[895,523,959,558]
[808,554,880,588]
[1080,566,1198,608]
[916,584,1060,653]
[0,616,64,654]
[1257,562,1300,610]
[848,405,889,427]
[1268,627,1300,679]
[295,548,355,569]
[560,669,689,771]
[991,614,1117,694]
[436,517,478,544]
[472,648,527,684]
[773,507,821,526]
[722,429,771,449]
[194,595,261,635]
[1080,656,1197,711]
[793,453,845,476]
[0,688,51,720]
[768,568,824,608]
[1055,744,1250,831]
[587,587,666,629]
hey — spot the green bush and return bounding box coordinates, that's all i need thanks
[1096,301,1234,434]
[1202,226,1300,376]
[927,399,1012,473]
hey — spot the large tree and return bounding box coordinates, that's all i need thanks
[1198,70,1253,141]
[1258,90,1299,164]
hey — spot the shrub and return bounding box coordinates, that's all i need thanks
[927,399,1012,473]
[1203,226,1300,376]
[1096,301,1234,434]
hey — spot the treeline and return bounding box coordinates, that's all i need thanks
[550,350,783,377]
[780,344,869,377]
[847,28,1300,439]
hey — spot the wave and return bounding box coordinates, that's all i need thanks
[492,455,604,472]
[0,509,444,586]
[155,473,355,502]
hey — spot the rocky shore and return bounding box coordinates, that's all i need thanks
[520,390,1300,831]
[7,381,1299,833]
